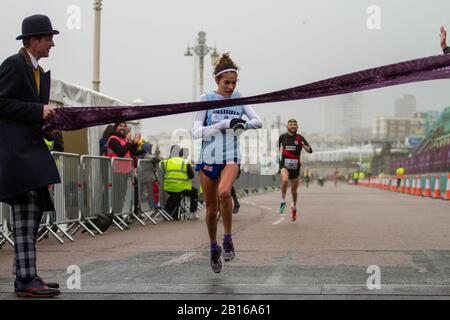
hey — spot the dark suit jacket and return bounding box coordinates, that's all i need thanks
[0,48,60,207]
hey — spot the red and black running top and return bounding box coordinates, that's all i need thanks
[278,133,312,170]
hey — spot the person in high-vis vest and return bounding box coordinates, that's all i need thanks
[396,167,405,189]
[358,171,365,185]
[44,131,64,152]
[353,171,359,185]
[162,145,198,220]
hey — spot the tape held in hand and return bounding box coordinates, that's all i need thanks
[42,54,450,134]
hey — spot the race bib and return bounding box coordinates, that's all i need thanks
[284,158,299,170]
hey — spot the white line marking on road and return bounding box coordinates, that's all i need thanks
[272,217,285,225]
[161,252,197,267]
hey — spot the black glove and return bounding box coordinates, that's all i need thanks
[229,118,247,131]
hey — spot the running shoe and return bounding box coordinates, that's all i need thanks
[222,240,235,261]
[279,201,286,214]
[290,203,297,222]
[210,246,223,273]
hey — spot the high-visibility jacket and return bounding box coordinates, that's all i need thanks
[396,167,405,179]
[44,138,54,151]
[162,157,192,192]
[353,172,359,180]
[358,172,365,179]
[107,135,133,174]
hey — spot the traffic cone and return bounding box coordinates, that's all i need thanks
[404,177,411,194]
[444,173,450,200]
[391,178,398,192]
[433,176,442,199]
[423,176,431,197]
[415,176,423,196]
[400,178,405,193]
[410,177,417,195]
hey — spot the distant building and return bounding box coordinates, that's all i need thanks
[322,93,363,134]
[414,111,440,136]
[372,116,425,143]
[394,94,416,118]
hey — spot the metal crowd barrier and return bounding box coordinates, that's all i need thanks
[136,159,168,223]
[79,155,111,235]
[110,157,142,230]
[158,166,280,218]
[37,208,65,244]
[234,172,280,196]
[47,152,84,242]
[0,202,14,248]
[2,155,282,247]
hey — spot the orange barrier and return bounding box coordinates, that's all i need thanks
[355,173,448,201]
[391,178,397,192]
[411,177,417,195]
[405,177,411,194]
[433,176,442,199]
[415,176,422,196]
[423,176,431,198]
[445,173,450,200]
[400,178,405,193]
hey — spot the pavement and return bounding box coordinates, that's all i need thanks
[1,183,450,300]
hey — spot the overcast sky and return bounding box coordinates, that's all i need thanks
[1,0,450,137]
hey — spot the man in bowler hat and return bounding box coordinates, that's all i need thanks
[0,14,62,298]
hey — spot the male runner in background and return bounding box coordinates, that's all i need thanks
[278,119,312,222]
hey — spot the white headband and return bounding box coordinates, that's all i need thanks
[214,68,238,78]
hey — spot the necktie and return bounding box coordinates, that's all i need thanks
[33,67,40,96]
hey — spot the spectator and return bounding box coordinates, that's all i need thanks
[44,130,64,152]
[99,124,115,156]
[162,145,198,220]
[107,122,141,214]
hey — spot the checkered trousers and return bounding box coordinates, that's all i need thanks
[10,190,44,278]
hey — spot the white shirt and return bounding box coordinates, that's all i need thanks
[26,50,39,69]
[192,92,262,140]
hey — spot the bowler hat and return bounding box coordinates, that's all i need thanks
[16,14,59,40]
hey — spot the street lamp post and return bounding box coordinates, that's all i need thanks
[185,31,219,97]
[93,0,102,92]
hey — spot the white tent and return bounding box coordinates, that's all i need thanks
[50,79,140,155]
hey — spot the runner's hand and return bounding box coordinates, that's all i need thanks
[229,118,246,129]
